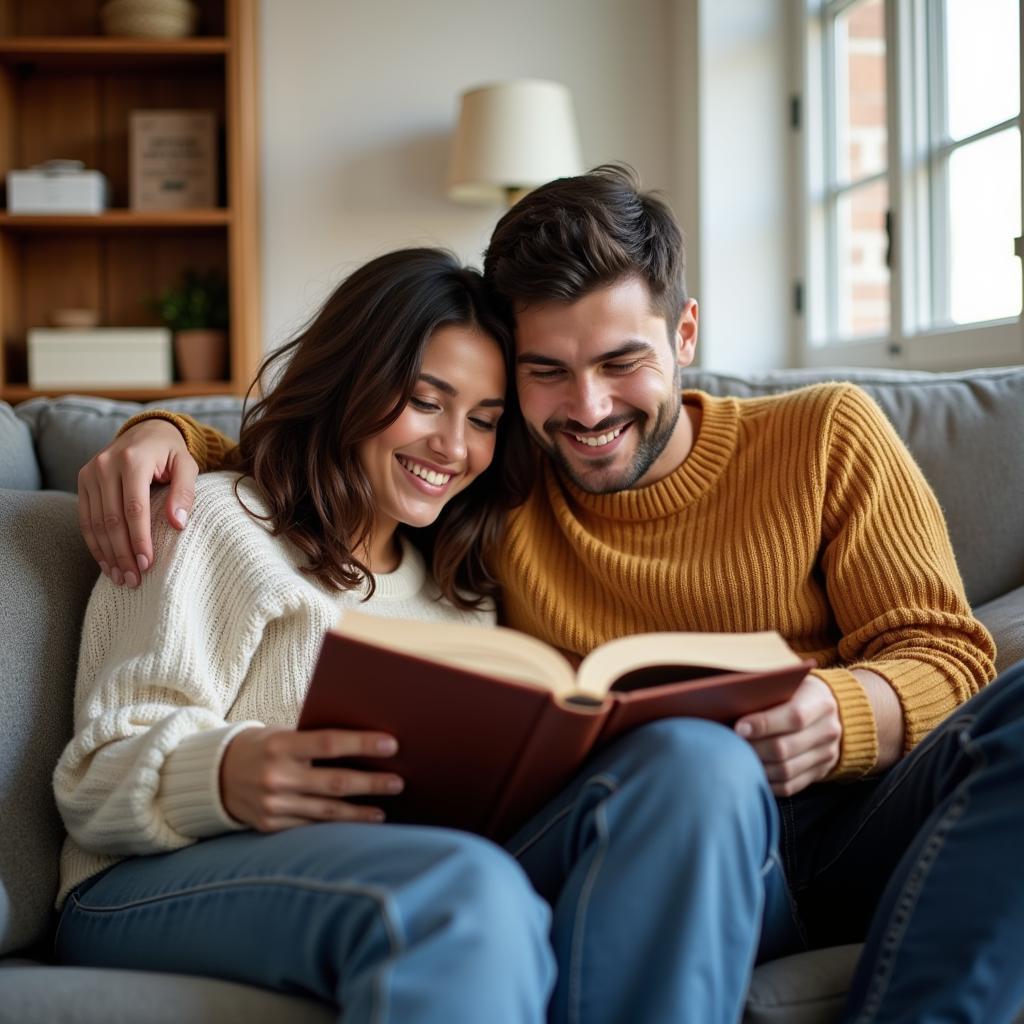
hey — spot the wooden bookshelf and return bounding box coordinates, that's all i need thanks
[0,0,260,402]
[2,379,237,403]
[0,36,230,69]
[0,210,232,230]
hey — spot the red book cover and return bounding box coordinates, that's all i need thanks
[298,615,814,841]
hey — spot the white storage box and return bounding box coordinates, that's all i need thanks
[28,328,173,388]
[7,163,110,215]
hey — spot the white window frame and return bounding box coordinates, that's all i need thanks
[795,0,1024,369]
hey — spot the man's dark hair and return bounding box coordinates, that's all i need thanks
[483,163,688,328]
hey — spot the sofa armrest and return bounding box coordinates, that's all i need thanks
[974,585,1024,674]
[0,403,41,491]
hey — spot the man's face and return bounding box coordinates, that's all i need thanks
[514,277,698,493]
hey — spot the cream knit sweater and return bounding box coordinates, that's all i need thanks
[54,472,493,907]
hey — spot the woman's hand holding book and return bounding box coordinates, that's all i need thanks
[220,726,404,831]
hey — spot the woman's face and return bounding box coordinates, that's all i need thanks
[358,323,507,546]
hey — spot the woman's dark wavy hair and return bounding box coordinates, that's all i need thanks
[228,248,533,608]
[483,163,688,330]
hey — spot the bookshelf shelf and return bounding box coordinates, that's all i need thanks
[0,37,230,69]
[0,0,260,404]
[4,380,237,403]
[0,210,232,231]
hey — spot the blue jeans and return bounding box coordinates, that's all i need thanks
[55,660,1024,1023]
[778,658,1024,1024]
[504,659,1024,1024]
[506,716,786,1024]
[55,823,555,1023]
[56,721,773,1024]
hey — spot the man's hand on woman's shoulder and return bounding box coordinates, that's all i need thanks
[78,418,199,587]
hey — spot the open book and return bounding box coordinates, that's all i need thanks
[298,612,815,841]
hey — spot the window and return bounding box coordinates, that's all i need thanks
[799,0,1023,368]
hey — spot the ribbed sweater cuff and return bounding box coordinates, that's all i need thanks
[119,409,212,468]
[812,668,879,778]
[158,723,260,837]
[858,658,961,752]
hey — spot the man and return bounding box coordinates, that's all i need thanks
[78,165,1024,1023]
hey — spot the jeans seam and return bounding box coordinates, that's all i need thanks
[69,874,401,920]
[810,714,977,884]
[760,852,776,878]
[762,849,810,951]
[568,789,612,1024]
[851,764,979,1023]
[63,873,404,1024]
[782,796,798,883]
[508,772,620,859]
[52,897,71,958]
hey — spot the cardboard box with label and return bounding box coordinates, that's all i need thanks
[130,110,218,210]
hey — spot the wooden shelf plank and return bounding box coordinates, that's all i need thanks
[3,381,239,403]
[0,37,229,69]
[0,210,231,231]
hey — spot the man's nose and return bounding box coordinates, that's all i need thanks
[566,376,613,428]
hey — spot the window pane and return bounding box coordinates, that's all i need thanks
[835,0,887,183]
[836,179,890,337]
[948,128,1022,324]
[946,0,1020,142]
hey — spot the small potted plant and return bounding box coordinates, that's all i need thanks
[153,270,229,382]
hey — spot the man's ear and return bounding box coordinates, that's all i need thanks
[672,299,699,368]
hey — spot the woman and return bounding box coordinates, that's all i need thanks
[54,249,554,1023]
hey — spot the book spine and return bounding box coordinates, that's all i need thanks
[483,698,609,843]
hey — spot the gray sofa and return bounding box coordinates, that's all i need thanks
[2,368,1022,1024]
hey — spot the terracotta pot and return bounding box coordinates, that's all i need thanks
[174,328,227,382]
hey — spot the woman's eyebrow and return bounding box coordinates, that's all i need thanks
[419,372,457,395]
[418,373,504,408]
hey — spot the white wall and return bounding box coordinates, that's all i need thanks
[670,0,794,372]
[258,0,674,351]
[701,2,793,371]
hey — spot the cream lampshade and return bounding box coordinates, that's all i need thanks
[447,79,583,207]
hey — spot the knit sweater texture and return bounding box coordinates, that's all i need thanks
[495,384,995,776]
[54,471,493,906]
[139,382,996,781]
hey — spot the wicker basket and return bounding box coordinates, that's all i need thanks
[100,0,199,39]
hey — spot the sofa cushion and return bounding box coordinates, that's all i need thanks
[0,402,41,491]
[14,395,244,493]
[0,491,98,955]
[743,944,861,1023]
[683,366,1024,608]
[0,961,333,1024]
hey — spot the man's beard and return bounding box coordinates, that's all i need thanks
[530,391,683,494]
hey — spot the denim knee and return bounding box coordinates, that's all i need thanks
[609,718,773,837]
[629,717,765,790]
[422,832,554,962]
[425,831,561,991]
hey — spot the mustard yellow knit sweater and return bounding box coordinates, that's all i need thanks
[133,382,995,779]
[495,384,995,776]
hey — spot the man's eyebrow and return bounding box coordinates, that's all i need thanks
[515,353,565,368]
[419,373,504,408]
[516,340,654,367]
